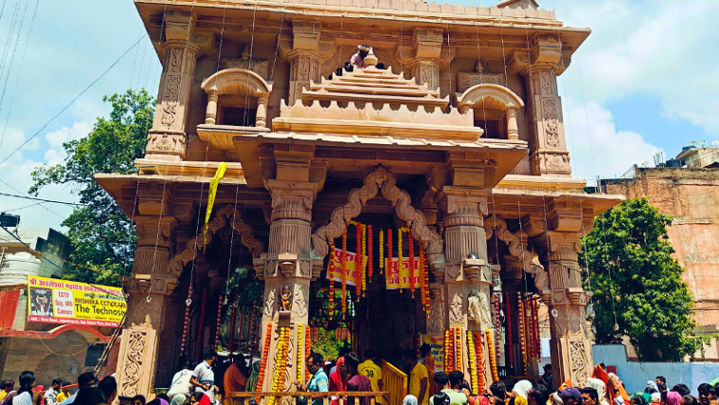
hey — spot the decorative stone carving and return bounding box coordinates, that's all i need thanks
[294,284,308,318]
[311,166,444,268]
[264,286,277,318]
[288,50,321,105]
[116,316,157,398]
[449,290,464,325]
[467,289,493,332]
[160,47,184,128]
[168,204,264,276]
[455,71,504,93]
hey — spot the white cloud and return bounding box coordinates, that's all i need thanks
[564,98,663,181]
[550,0,719,135]
[45,121,92,148]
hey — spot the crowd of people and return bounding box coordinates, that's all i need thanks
[6,350,719,405]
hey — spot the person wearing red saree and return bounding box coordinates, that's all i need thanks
[329,357,347,405]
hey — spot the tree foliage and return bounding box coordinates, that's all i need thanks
[580,197,700,361]
[30,89,155,286]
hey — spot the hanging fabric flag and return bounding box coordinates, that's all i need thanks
[203,161,229,247]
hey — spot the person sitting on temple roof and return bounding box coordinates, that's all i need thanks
[350,45,371,69]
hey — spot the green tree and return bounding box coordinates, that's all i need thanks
[580,197,700,361]
[30,89,155,286]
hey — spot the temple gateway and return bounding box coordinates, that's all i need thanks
[97,0,622,399]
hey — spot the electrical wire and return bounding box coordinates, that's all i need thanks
[0,33,146,167]
[0,191,87,206]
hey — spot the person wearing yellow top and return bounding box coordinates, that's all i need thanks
[358,351,384,405]
[0,380,14,402]
[55,383,71,404]
[404,349,429,405]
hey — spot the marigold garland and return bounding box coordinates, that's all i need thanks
[361,224,367,297]
[269,326,291,405]
[256,322,273,398]
[328,242,336,317]
[368,224,373,279]
[297,323,306,384]
[532,296,540,360]
[493,294,501,360]
[467,331,478,395]
[517,292,527,374]
[485,329,499,382]
[305,324,312,382]
[454,326,462,372]
[379,229,384,271]
[387,229,392,274]
[397,228,403,292]
[409,229,415,295]
[444,329,453,372]
[474,331,485,394]
[355,222,362,298]
[505,292,513,368]
[214,294,223,348]
[341,229,348,315]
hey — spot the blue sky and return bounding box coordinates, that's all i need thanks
[0,0,717,231]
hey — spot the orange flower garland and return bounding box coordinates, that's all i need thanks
[379,229,384,272]
[409,229,415,295]
[305,324,312,382]
[387,229,392,275]
[328,242,336,317]
[269,326,291,405]
[256,322,273,398]
[341,229,347,315]
[485,329,499,381]
[355,222,362,298]
[368,225,373,279]
[517,292,527,374]
[454,326,463,372]
[474,332,485,394]
[361,224,367,297]
[467,331,478,395]
[420,249,430,315]
[444,329,452,373]
[447,328,455,371]
[297,323,306,384]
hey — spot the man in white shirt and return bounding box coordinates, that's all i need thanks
[168,365,193,405]
[190,352,218,403]
[43,379,62,405]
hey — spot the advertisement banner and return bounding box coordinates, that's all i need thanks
[421,334,445,372]
[384,257,421,290]
[27,276,126,327]
[326,249,366,286]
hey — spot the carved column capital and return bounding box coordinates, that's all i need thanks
[437,186,489,227]
[288,49,321,105]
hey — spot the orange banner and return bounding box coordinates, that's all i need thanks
[326,249,366,286]
[384,257,421,290]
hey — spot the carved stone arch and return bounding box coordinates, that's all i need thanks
[169,205,265,276]
[484,215,548,291]
[201,68,273,96]
[457,83,524,110]
[311,166,444,265]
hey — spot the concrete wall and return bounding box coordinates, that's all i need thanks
[593,345,719,395]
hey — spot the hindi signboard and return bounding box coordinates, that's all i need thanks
[326,249,366,286]
[27,276,126,327]
[384,257,421,290]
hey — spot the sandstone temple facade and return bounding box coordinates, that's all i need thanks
[96,0,622,397]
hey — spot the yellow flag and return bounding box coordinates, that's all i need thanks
[203,162,228,247]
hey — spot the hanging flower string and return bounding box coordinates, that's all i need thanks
[387,228,392,277]
[180,282,193,354]
[475,331,485,394]
[467,331,479,395]
[517,292,527,375]
[268,326,291,405]
[408,229,415,295]
[533,296,541,359]
[505,292,513,369]
[486,329,499,382]
[305,324,312,382]
[444,328,454,372]
[361,224,367,297]
[368,224,373,280]
[214,294,223,349]
[493,294,501,360]
[328,242,336,317]
[355,222,362,299]
[297,323,306,385]
[256,322,273,399]
[379,229,384,272]
[454,326,463,372]
[341,228,348,316]
[397,228,403,293]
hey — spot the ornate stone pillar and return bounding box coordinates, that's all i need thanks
[116,183,179,397]
[537,229,592,388]
[146,10,200,161]
[437,186,493,380]
[288,19,321,105]
[204,90,218,125]
[511,35,571,176]
[409,28,443,90]
[256,92,269,128]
